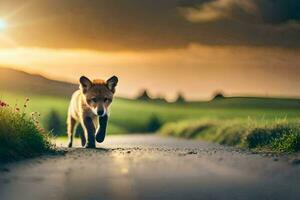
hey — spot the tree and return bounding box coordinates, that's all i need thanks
[212,91,225,100]
[147,115,162,132]
[175,92,185,104]
[136,89,151,101]
[45,110,63,136]
[136,89,168,103]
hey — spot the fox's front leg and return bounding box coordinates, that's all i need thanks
[82,117,96,148]
[96,115,108,143]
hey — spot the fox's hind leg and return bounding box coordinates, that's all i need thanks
[80,131,86,147]
[74,124,86,147]
[67,116,76,148]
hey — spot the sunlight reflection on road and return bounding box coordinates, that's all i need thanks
[107,152,137,200]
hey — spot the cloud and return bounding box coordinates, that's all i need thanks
[179,0,300,26]
[0,0,300,50]
[179,0,259,23]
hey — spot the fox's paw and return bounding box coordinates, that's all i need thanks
[84,143,96,149]
[67,142,72,148]
[96,133,106,143]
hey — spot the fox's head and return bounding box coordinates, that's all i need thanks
[79,75,118,117]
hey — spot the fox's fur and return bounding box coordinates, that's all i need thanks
[67,76,118,148]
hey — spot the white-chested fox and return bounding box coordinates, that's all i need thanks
[67,76,118,148]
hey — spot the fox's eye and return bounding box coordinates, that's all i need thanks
[91,98,97,103]
[104,98,111,103]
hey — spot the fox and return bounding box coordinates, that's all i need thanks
[67,75,118,148]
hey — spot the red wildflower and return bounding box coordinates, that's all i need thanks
[0,100,8,107]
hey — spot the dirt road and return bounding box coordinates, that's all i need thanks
[1,135,300,200]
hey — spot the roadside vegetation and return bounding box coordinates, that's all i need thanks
[160,118,300,152]
[0,99,53,162]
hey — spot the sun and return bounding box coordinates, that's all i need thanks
[0,19,7,31]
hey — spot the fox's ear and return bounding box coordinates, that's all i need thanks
[79,76,92,93]
[106,76,118,93]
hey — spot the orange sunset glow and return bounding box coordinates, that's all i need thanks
[0,0,299,100]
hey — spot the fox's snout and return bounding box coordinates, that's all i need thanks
[91,105,107,117]
[97,109,105,116]
[97,106,107,117]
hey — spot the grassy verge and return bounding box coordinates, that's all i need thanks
[160,118,300,153]
[0,99,53,163]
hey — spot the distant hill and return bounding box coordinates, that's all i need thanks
[0,67,78,98]
[0,67,299,109]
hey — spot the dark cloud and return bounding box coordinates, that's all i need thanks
[258,0,300,25]
[179,0,300,25]
[1,0,299,50]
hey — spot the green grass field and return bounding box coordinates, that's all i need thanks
[1,90,300,152]
[1,90,300,133]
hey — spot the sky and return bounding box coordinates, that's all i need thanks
[0,0,299,100]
